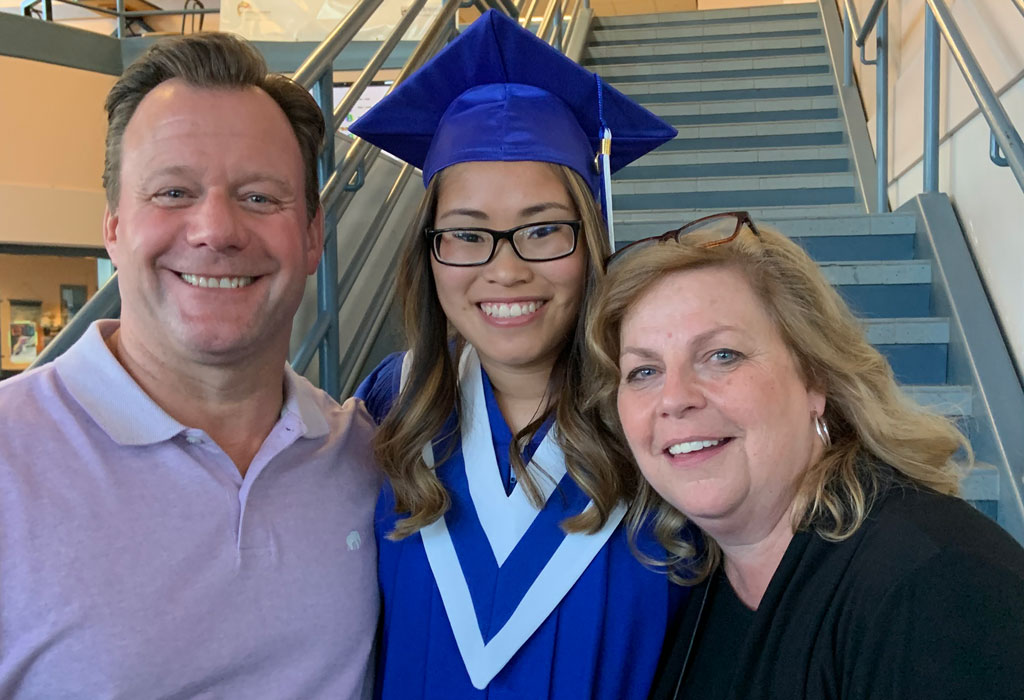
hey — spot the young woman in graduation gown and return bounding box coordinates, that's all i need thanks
[349,10,684,700]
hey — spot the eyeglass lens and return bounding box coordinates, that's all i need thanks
[434,222,577,265]
[672,213,745,247]
[606,212,754,268]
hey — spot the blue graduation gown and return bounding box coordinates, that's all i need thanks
[356,351,686,700]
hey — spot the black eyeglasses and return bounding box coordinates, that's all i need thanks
[425,220,581,267]
[605,211,761,268]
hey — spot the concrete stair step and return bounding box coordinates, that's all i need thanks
[614,211,912,235]
[828,266,931,304]
[615,73,834,96]
[820,259,930,286]
[614,186,858,210]
[864,317,948,345]
[656,129,844,152]
[635,84,835,107]
[633,144,849,166]
[651,94,839,118]
[613,204,869,227]
[673,119,844,137]
[962,463,1000,502]
[867,318,949,383]
[597,54,831,79]
[593,4,818,30]
[612,172,856,195]
[606,63,830,88]
[585,36,826,65]
[904,385,973,416]
[660,107,839,127]
[590,20,822,47]
[617,157,849,181]
[613,214,917,262]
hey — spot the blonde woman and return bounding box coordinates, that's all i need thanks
[586,211,1024,700]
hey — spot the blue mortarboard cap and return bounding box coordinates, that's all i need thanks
[349,9,677,196]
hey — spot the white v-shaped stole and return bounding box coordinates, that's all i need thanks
[401,349,627,689]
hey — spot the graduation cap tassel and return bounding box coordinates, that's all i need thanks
[599,128,615,251]
[595,75,616,251]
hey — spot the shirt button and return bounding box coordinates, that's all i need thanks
[186,435,202,445]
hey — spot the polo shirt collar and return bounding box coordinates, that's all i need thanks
[281,364,330,439]
[56,320,330,445]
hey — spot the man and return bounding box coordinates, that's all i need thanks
[0,33,379,698]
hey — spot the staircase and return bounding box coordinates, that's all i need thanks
[584,2,1012,533]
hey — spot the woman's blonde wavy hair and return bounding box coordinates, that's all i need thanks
[585,222,969,584]
[374,163,628,539]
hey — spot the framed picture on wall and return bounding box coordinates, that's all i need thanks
[60,285,88,325]
[9,300,43,365]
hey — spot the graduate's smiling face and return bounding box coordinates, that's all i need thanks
[430,160,587,378]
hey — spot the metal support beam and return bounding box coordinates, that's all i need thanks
[313,72,341,399]
[520,0,539,31]
[842,4,852,87]
[923,4,940,192]
[115,0,125,38]
[332,0,428,132]
[927,0,1024,193]
[875,3,888,212]
[292,0,386,88]
[855,0,886,47]
[991,133,1009,167]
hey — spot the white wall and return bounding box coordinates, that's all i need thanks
[847,0,1024,371]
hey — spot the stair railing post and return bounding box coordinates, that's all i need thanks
[843,3,852,87]
[875,3,888,212]
[115,0,126,37]
[521,0,539,31]
[923,3,940,192]
[313,71,342,399]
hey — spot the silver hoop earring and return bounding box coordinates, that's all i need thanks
[813,412,831,449]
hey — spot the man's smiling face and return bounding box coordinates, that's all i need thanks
[103,79,323,368]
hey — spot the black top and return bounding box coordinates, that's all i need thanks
[650,481,1024,700]
[674,571,755,700]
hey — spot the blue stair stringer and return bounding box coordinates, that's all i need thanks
[586,1,1024,541]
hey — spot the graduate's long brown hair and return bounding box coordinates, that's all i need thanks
[373,163,630,539]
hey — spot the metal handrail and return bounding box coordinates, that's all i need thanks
[520,0,540,29]
[839,0,1024,208]
[561,0,582,52]
[841,0,887,212]
[293,0,464,390]
[291,0,384,89]
[536,0,559,42]
[331,0,429,132]
[21,0,214,36]
[923,0,1024,191]
[853,0,884,47]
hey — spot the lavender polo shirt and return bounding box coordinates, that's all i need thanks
[0,320,381,699]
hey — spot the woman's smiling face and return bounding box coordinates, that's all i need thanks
[616,265,825,545]
[430,160,587,378]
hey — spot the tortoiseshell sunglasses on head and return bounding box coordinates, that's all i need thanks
[605,211,762,268]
